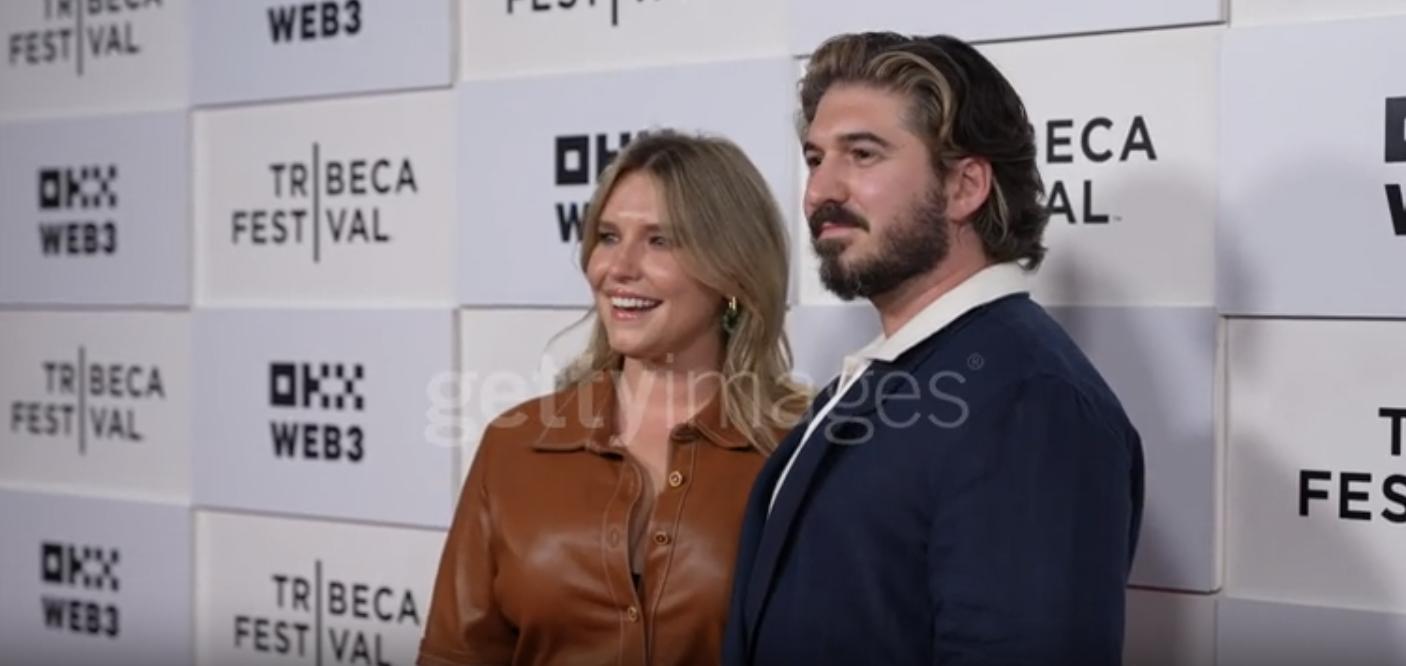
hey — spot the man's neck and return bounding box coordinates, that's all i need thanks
[871,254,993,338]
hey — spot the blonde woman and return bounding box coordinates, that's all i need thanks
[419,131,809,666]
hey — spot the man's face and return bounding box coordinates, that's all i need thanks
[802,83,949,301]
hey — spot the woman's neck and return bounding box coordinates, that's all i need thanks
[616,338,723,434]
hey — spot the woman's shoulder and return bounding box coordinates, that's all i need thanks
[483,382,579,432]
[476,381,598,454]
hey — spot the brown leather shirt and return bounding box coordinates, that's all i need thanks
[418,374,773,666]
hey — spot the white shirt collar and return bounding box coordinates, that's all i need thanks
[838,262,1030,382]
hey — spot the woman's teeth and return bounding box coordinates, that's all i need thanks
[611,296,662,311]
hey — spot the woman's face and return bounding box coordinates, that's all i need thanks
[586,171,723,366]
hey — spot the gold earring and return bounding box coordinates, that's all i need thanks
[722,297,740,334]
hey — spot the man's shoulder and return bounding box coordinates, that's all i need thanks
[905,294,1127,415]
[905,294,1067,374]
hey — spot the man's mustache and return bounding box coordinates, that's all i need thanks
[808,202,870,238]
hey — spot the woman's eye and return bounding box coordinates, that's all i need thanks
[598,231,619,244]
[649,235,672,248]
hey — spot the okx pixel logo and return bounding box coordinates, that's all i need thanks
[268,361,366,463]
[8,347,166,454]
[229,144,417,263]
[6,0,165,76]
[39,541,121,639]
[232,561,421,665]
[1385,97,1406,236]
[553,130,643,242]
[37,164,119,257]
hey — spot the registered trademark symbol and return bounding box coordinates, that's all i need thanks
[967,353,985,371]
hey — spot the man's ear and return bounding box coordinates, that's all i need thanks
[943,156,993,225]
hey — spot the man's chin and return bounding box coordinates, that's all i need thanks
[811,236,852,257]
[818,262,865,301]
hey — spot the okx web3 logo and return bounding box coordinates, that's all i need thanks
[37,164,119,257]
[268,361,366,463]
[39,541,122,639]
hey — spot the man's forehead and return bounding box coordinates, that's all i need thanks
[806,86,918,145]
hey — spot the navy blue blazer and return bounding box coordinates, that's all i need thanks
[724,293,1144,665]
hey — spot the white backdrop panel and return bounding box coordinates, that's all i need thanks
[0,0,188,120]
[461,0,787,79]
[196,509,443,666]
[0,111,189,306]
[1218,597,1406,664]
[1220,15,1406,316]
[1124,589,1217,666]
[458,58,796,306]
[0,311,190,503]
[1231,0,1406,25]
[195,90,456,305]
[193,308,456,529]
[0,488,192,666]
[192,0,453,106]
[1226,319,1406,612]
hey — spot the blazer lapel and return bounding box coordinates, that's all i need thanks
[741,366,890,646]
[725,382,835,664]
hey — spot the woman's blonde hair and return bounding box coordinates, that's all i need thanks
[557,130,809,453]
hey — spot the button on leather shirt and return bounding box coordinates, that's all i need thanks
[418,374,772,666]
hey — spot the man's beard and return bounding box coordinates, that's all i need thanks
[810,187,949,301]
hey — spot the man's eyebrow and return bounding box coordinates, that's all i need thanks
[837,131,893,149]
[803,132,894,153]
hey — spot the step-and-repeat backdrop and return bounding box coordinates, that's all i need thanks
[2,0,1405,663]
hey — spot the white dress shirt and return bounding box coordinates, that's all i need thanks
[768,262,1031,514]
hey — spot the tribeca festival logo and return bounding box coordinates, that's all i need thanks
[1041,115,1158,224]
[39,541,121,639]
[1299,407,1406,522]
[233,560,421,665]
[37,164,118,257]
[269,361,367,463]
[507,0,665,28]
[9,347,165,453]
[1386,97,1406,237]
[7,0,163,76]
[229,144,416,263]
[268,1,362,44]
[554,130,644,242]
